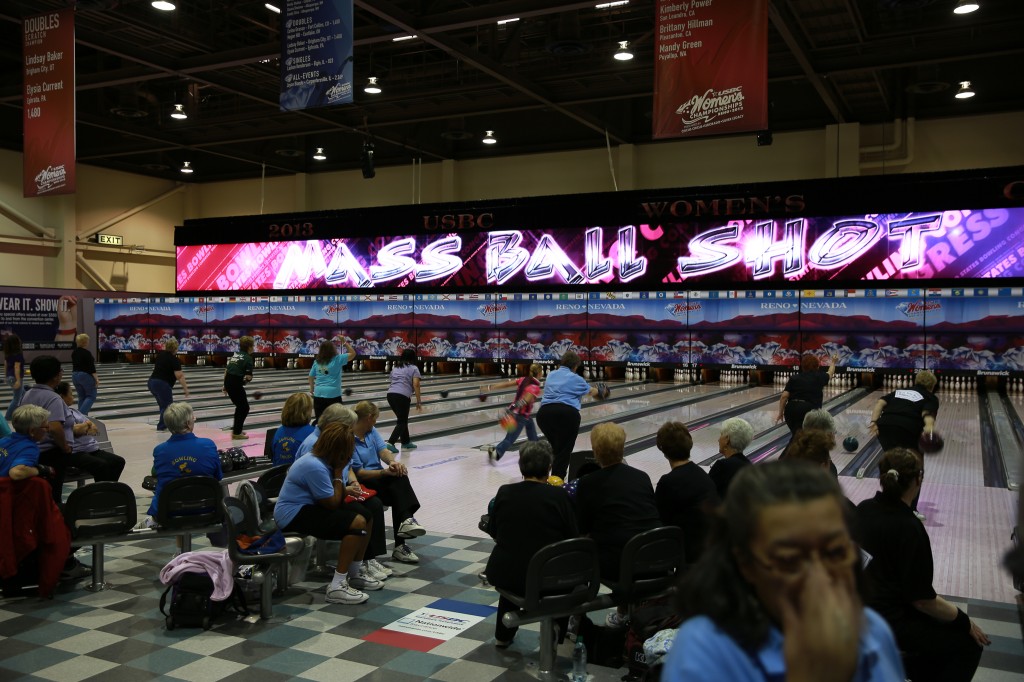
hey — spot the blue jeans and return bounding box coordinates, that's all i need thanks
[494,413,538,457]
[148,378,174,430]
[5,375,25,422]
[73,371,98,415]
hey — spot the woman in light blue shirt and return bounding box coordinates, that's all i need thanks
[308,339,355,421]
[660,461,904,682]
[535,350,607,479]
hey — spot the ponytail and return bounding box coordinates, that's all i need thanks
[878,448,921,499]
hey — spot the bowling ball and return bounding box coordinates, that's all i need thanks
[499,412,517,432]
[842,436,859,452]
[440,390,449,398]
[918,431,944,454]
[252,391,263,400]
[547,475,564,487]
[343,387,353,397]
[478,393,487,402]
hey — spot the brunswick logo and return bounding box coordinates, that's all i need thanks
[34,164,67,194]
[676,86,745,131]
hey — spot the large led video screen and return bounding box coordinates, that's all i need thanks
[175,208,1024,292]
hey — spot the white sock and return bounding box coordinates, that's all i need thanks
[330,570,347,588]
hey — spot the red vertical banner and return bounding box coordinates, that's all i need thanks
[23,8,76,197]
[653,0,768,139]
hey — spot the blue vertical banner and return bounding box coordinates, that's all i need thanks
[280,0,354,111]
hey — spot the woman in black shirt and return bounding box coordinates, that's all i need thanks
[869,370,939,450]
[147,338,190,431]
[71,333,100,415]
[776,353,837,434]
[856,447,988,682]
[654,420,718,565]
[485,441,577,647]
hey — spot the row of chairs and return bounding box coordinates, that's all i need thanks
[499,525,685,676]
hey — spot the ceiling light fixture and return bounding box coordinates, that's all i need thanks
[265,3,281,13]
[364,76,382,94]
[313,147,326,161]
[151,1,176,10]
[596,1,630,8]
[955,80,975,99]
[497,18,520,25]
[180,161,193,174]
[483,130,497,145]
[614,40,634,61]
[170,103,187,120]
[392,35,416,42]
[953,0,980,15]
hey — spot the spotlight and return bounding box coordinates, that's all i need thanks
[955,80,975,99]
[364,76,382,95]
[360,141,375,179]
[953,0,979,14]
[756,130,773,146]
[170,103,187,120]
[151,0,176,10]
[614,40,634,61]
[265,3,281,13]
[180,161,193,174]
[313,147,326,161]
[482,130,497,145]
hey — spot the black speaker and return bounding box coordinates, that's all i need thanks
[361,141,375,179]
[756,130,773,147]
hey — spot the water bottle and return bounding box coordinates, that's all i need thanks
[571,635,587,682]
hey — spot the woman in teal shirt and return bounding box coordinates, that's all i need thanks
[308,339,355,421]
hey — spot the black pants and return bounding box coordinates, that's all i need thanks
[313,395,342,422]
[784,400,815,434]
[38,448,67,505]
[890,611,983,682]
[877,420,923,511]
[70,448,125,483]
[362,475,420,545]
[224,374,249,435]
[386,393,412,445]
[536,403,581,480]
[361,495,387,558]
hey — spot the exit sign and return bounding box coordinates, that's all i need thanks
[97,233,123,245]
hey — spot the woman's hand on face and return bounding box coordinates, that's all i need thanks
[781,560,863,682]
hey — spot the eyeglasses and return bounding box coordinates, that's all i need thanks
[749,539,856,577]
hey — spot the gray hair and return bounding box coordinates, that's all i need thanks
[10,405,51,434]
[320,403,357,428]
[801,409,835,433]
[720,417,754,453]
[163,402,195,434]
[519,441,554,478]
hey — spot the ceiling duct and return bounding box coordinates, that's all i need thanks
[108,87,159,119]
[545,12,589,55]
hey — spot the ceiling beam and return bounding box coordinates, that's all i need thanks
[354,0,629,145]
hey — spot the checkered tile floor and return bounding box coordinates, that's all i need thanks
[2,529,1022,681]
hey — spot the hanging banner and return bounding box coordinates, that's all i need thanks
[653,0,768,139]
[280,0,354,111]
[23,8,76,197]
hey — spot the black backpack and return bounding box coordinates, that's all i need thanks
[159,572,248,630]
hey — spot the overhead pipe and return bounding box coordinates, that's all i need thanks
[860,118,915,169]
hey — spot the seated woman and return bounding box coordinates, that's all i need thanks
[0,405,54,480]
[662,461,905,682]
[351,400,425,565]
[575,421,660,627]
[56,381,125,482]
[274,421,380,605]
[856,448,989,682]
[146,402,222,520]
[654,420,718,565]
[484,441,577,648]
[271,393,316,466]
[708,417,753,499]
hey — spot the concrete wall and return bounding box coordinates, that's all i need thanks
[0,112,1022,294]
